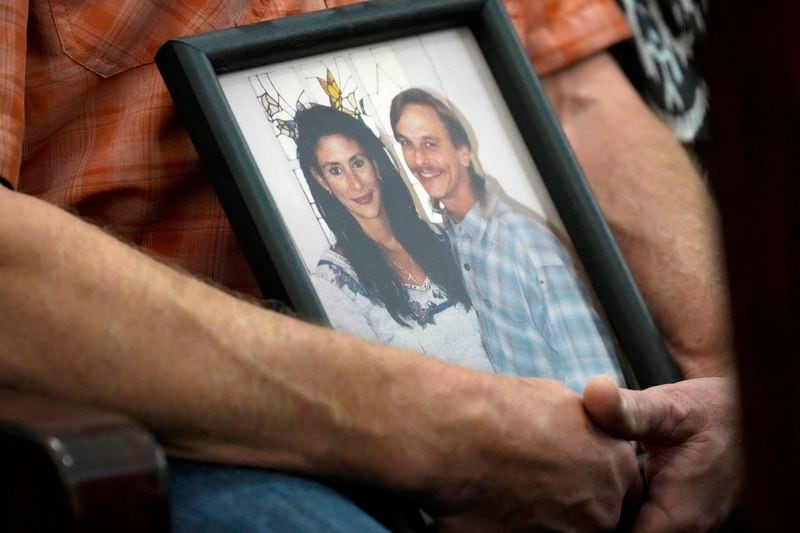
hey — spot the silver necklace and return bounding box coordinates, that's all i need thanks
[390,259,420,284]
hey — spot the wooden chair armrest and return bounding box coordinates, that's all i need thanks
[0,389,169,532]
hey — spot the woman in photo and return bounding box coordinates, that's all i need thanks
[295,104,492,372]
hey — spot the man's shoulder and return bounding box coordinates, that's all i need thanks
[313,250,362,291]
[490,197,555,242]
[488,198,572,267]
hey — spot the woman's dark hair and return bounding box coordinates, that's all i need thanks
[295,104,471,326]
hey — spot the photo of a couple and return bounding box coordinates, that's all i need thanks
[297,89,623,393]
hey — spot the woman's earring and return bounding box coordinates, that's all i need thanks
[325,187,333,195]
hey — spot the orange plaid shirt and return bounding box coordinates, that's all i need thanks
[0,0,630,297]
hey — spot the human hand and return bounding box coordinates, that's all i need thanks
[583,376,742,532]
[416,376,643,532]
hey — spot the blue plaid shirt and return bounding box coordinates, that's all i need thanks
[444,188,624,393]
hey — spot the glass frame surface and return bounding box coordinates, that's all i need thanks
[155,0,680,387]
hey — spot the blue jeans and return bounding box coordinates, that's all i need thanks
[169,459,390,532]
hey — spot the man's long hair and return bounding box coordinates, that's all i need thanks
[389,88,486,213]
[295,104,471,326]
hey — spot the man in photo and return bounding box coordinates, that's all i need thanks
[390,88,622,393]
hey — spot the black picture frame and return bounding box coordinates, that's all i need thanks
[155,0,680,388]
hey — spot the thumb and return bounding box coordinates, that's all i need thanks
[583,376,682,443]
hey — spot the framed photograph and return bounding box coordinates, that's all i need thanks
[155,0,680,389]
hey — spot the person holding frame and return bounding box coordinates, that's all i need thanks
[295,104,494,372]
[0,0,741,531]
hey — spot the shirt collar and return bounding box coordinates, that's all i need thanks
[444,186,499,242]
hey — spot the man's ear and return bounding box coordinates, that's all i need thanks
[311,167,330,192]
[457,146,472,168]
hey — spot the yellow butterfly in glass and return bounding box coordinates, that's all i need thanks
[317,69,343,110]
[316,69,364,119]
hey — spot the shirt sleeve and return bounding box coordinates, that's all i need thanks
[505,0,632,75]
[311,273,378,342]
[520,232,624,392]
[0,0,27,189]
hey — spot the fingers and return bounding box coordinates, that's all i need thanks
[622,451,647,519]
[582,376,633,437]
[631,497,714,533]
[585,378,740,532]
[567,374,632,444]
[583,376,687,444]
[631,500,677,533]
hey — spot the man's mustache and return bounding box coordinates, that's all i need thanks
[410,163,443,175]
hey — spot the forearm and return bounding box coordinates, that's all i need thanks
[0,188,646,529]
[541,52,735,378]
[0,188,465,489]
